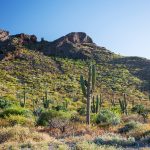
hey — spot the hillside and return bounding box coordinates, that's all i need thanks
[111,56,150,87]
[0,29,149,103]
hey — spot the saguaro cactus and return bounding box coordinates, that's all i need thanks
[119,93,128,115]
[80,63,96,125]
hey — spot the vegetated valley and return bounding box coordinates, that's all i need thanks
[0,29,150,150]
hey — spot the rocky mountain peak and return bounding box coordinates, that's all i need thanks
[54,32,93,45]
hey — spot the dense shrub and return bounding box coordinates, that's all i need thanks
[118,121,141,133]
[111,106,122,115]
[0,99,12,109]
[77,106,86,115]
[132,104,145,115]
[5,115,35,126]
[0,106,32,118]
[96,109,121,125]
[37,110,71,126]
[53,105,67,111]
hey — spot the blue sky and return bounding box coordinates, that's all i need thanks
[1,0,150,59]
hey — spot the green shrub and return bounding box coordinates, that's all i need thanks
[131,104,145,115]
[37,110,71,126]
[5,115,35,126]
[91,113,97,123]
[54,105,67,111]
[0,106,32,118]
[77,106,86,115]
[96,109,120,125]
[118,121,141,133]
[111,106,122,115]
[0,99,12,109]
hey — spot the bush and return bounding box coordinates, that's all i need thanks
[96,109,121,125]
[37,110,71,126]
[77,106,86,116]
[132,104,145,115]
[0,106,32,118]
[118,121,141,133]
[132,105,150,122]
[0,99,12,109]
[53,104,67,111]
[94,133,135,147]
[5,115,35,126]
[111,106,122,115]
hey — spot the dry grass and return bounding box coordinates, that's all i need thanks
[0,125,58,150]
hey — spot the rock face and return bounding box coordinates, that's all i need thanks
[53,32,93,46]
[40,32,113,61]
[0,30,9,42]
[14,33,37,44]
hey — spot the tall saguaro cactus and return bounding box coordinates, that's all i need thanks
[80,64,96,125]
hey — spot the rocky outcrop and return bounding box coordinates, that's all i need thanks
[53,32,93,46]
[0,30,9,42]
[13,33,37,44]
[40,32,114,61]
